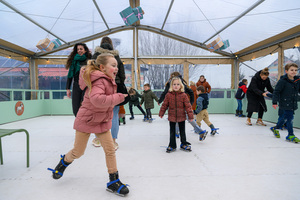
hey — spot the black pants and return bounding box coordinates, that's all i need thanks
[129,104,146,117]
[247,105,264,119]
[146,108,152,119]
[169,121,189,149]
[72,81,85,117]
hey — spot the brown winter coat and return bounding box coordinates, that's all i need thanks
[190,85,198,110]
[159,91,194,122]
[196,79,211,93]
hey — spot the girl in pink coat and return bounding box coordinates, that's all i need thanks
[159,77,194,153]
[48,53,129,196]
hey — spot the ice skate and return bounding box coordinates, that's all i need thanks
[286,135,300,143]
[106,172,129,196]
[211,128,219,136]
[47,155,71,179]
[199,130,208,141]
[166,146,176,153]
[270,127,280,138]
[180,143,192,152]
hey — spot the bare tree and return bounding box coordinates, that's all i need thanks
[139,31,200,89]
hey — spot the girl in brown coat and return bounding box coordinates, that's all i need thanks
[196,75,211,95]
[159,77,194,153]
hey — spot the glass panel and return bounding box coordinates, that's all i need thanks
[0,90,11,101]
[210,91,224,98]
[239,53,278,87]
[44,91,50,99]
[0,57,30,89]
[38,64,68,90]
[124,64,133,88]
[13,91,22,100]
[189,64,231,89]
[227,90,231,98]
[141,64,183,89]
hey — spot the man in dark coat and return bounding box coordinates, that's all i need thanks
[246,68,273,126]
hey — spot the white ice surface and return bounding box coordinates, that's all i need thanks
[0,115,299,200]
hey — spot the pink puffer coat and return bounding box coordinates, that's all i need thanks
[73,69,124,133]
[159,91,193,122]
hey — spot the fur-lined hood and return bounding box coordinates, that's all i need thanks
[94,46,119,56]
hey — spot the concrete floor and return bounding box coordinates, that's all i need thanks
[0,114,299,200]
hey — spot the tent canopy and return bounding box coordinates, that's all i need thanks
[0,0,299,59]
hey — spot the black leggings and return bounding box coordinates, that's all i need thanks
[247,105,264,119]
[169,121,189,149]
[129,104,146,116]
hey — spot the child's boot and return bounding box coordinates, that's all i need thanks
[239,111,246,117]
[235,110,239,116]
[129,114,134,120]
[270,127,280,138]
[246,118,252,126]
[286,135,300,143]
[47,155,72,179]
[122,117,126,125]
[256,118,266,126]
[143,116,149,122]
[106,171,129,196]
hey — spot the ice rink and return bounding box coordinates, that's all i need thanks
[0,114,300,200]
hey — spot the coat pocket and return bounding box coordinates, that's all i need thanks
[86,113,109,125]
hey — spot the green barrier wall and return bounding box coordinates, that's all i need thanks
[1,89,299,128]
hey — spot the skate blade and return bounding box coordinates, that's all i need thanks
[106,188,126,197]
[199,131,208,141]
[180,148,192,152]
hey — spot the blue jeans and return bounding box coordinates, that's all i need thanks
[111,106,120,139]
[236,99,242,111]
[276,109,294,136]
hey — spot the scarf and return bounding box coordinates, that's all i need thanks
[67,54,87,78]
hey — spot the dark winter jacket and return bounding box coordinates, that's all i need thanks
[195,93,209,114]
[140,89,159,109]
[235,82,248,99]
[246,70,273,113]
[272,74,300,111]
[92,44,125,84]
[66,59,88,90]
[129,89,142,106]
[159,75,194,105]
[159,91,194,122]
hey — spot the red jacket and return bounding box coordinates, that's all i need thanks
[74,69,124,133]
[190,85,198,110]
[159,91,194,122]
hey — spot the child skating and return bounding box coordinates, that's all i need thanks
[271,63,300,143]
[140,83,159,122]
[128,88,146,120]
[159,77,194,153]
[47,53,129,196]
[195,86,218,140]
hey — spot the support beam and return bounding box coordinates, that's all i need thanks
[161,0,174,31]
[0,0,67,44]
[92,0,110,31]
[203,0,265,44]
[183,61,189,84]
[278,46,284,79]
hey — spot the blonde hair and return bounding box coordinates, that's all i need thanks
[82,53,115,95]
[190,81,195,86]
[169,77,184,92]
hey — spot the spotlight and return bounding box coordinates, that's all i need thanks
[8,55,11,59]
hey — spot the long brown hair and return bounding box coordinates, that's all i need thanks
[165,71,187,86]
[65,43,91,69]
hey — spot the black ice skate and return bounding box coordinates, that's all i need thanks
[106,172,129,196]
[47,155,71,179]
[180,143,192,152]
